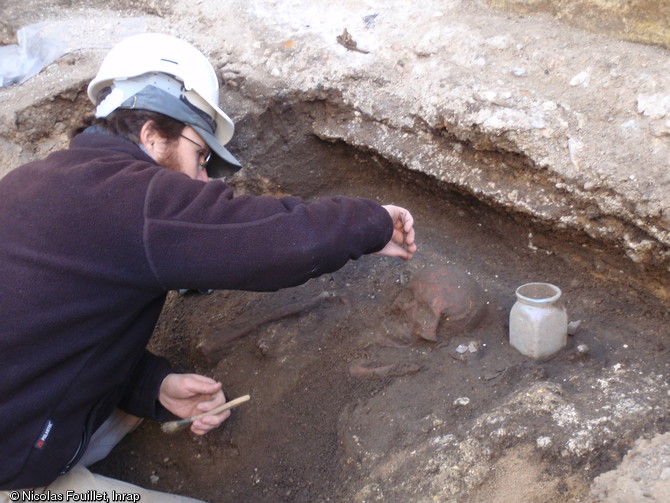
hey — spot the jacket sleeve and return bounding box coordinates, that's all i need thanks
[143,171,394,292]
[118,350,175,420]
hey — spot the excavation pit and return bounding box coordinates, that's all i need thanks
[2,1,670,501]
[84,106,669,502]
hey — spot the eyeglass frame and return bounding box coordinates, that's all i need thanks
[180,134,212,170]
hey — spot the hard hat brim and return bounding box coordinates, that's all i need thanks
[191,123,242,173]
[112,85,242,176]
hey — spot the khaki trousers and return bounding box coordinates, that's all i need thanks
[0,410,206,503]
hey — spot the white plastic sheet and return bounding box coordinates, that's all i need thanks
[0,17,146,87]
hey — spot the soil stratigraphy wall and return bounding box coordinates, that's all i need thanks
[1,0,669,286]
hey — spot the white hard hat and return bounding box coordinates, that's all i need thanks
[88,33,240,170]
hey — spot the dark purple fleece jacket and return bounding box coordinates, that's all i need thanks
[0,132,392,489]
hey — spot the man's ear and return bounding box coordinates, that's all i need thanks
[139,120,161,159]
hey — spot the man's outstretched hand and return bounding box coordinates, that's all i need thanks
[376,205,417,260]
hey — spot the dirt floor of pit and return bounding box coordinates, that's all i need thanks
[88,122,670,503]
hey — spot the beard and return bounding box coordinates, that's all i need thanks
[156,141,182,174]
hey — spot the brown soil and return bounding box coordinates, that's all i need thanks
[92,123,669,502]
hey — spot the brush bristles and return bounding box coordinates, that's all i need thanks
[161,419,189,434]
[160,394,251,434]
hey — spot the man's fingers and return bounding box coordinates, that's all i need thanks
[405,227,416,248]
[196,393,226,412]
[377,205,417,260]
[191,409,231,435]
[393,223,416,248]
[401,211,414,232]
[183,374,222,395]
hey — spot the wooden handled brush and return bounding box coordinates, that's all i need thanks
[161,394,251,434]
